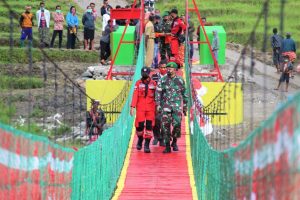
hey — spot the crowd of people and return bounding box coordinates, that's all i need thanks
[271,28,297,92]
[19,1,220,68]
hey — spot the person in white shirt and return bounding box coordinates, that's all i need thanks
[36,2,50,47]
[102,7,111,32]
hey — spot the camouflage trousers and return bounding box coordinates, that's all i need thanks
[161,108,182,142]
[38,27,50,45]
[160,42,171,60]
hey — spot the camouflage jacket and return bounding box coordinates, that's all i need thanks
[161,20,172,43]
[155,75,188,111]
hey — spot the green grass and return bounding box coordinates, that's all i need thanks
[0,74,43,89]
[0,47,99,63]
[156,0,300,57]
[0,100,16,124]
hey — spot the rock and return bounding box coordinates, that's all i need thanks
[82,71,93,78]
[87,66,95,73]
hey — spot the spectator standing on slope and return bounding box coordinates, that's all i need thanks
[66,6,79,49]
[19,6,34,48]
[270,28,282,72]
[36,2,50,47]
[82,6,96,50]
[50,5,64,49]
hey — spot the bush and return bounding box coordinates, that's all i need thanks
[0,100,16,124]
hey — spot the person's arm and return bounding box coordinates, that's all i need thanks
[145,24,150,48]
[82,14,86,26]
[180,78,188,114]
[31,14,34,26]
[100,111,106,127]
[66,13,71,27]
[131,82,139,108]
[130,81,139,116]
[216,37,220,50]
[101,6,106,16]
[293,40,296,52]
[36,11,39,26]
[46,10,51,26]
[75,15,79,28]
[61,14,65,23]
[155,78,163,110]
[86,111,92,127]
[189,21,195,33]
[19,14,24,27]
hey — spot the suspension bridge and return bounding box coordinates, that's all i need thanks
[1,0,300,199]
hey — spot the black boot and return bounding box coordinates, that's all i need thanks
[159,138,165,147]
[136,136,143,150]
[144,139,151,153]
[171,138,179,151]
[163,141,171,153]
[152,137,158,145]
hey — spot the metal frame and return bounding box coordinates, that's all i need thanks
[185,0,224,82]
[106,0,144,80]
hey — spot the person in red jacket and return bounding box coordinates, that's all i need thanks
[170,8,186,67]
[130,67,157,153]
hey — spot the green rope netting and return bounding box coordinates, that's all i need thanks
[71,36,144,200]
[184,42,300,199]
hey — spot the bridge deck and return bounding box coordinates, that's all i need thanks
[116,117,194,200]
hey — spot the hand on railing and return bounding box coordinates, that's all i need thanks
[130,107,135,116]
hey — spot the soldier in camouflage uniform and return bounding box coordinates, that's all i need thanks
[155,62,188,153]
[160,11,172,60]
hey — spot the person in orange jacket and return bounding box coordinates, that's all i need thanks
[130,67,157,153]
[170,8,186,67]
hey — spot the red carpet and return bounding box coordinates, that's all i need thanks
[118,119,193,200]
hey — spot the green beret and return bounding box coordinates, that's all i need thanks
[162,11,169,17]
[166,62,178,68]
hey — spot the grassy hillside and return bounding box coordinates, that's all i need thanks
[156,0,299,56]
[0,0,101,63]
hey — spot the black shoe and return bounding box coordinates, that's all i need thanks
[152,137,158,145]
[171,137,177,147]
[172,143,179,151]
[163,146,171,153]
[136,136,143,150]
[159,139,165,147]
[144,139,151,153]
[163,142,171,153]
[171,138,179,151]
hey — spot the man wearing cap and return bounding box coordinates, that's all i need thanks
[160,11,172,60]
[151,59,168,146]
[130,67,157,153]
[86,100,106,144]
[170,8,186,67]
[145,14,155,68]
[19,6,34,48]
[155,62,188,153]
